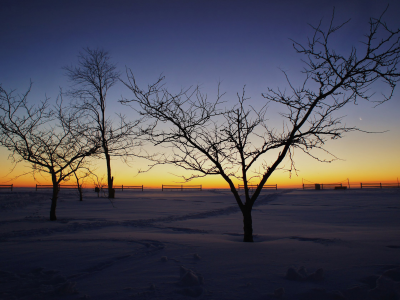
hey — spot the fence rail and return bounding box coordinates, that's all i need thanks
[101,185,144,191]
[162,184,202,191]
[120,185,143,191]
[0,184,13,191]
[360,182,400,189]
[59,185,81,189]
[37,184,81,190]
[237,184,277,190]
[36,184,57,191]
[302,184,316,190]
[7,181,400,191]
[303,183,344,190]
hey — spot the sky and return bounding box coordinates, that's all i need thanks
[1,0,399,188]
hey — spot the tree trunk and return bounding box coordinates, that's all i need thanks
[242,208,254,242]
[73,171,83,201]
[50,180,59,221]
[105,150,114,199]
[78,186,83,201]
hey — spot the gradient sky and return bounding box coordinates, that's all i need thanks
[1,0,399,188]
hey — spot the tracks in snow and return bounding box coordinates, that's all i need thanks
[0,191,285,241]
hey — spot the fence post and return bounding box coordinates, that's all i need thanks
[141,185,144,191]
[303,184,304,190]
[275,184,277,190]
[162,184,163,191]
[200,185,202,191]
[181,185,183,191]
[11,184,13,191]
[380,183,382,189]
[36,184,38,191]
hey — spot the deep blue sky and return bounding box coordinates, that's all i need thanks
[2,0,399,101]
[1,0,400,186]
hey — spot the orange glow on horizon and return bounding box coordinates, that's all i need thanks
[3,173,399,190]
[1,128,399,190]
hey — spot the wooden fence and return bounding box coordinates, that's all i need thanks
[360,182,400,189]
[0,184,13,191]
[59,185,81,189]
[303,183,345,190]
[36,184,57,191]
[101,185,144,191]
[36,184,82,190]
[237,184,277,190]
[162,184,202,191]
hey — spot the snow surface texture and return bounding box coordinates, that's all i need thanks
[0,188,399,299]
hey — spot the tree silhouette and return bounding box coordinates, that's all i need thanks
[0,83,100,220]
[122,10,400,242]
[64,48,139,199]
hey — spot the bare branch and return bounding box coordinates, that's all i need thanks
[121,8,399,242]
[0,84,101,220]
[65,48,142,198]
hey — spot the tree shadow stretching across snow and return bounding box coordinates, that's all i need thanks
[0,191,285,242]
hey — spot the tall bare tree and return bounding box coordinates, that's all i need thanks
[0,83,100,220]
[64,48,138,199]
[122,10,399,242]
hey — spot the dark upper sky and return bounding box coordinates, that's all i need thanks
[2,0,399,102]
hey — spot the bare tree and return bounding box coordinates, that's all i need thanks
[0,83,100,220]
[70,166,92,201]
[64,48,139,199]
[122,10,400,242]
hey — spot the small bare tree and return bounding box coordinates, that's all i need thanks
[64,48,139,199]
[122,10,400,242]
[0,83,100,220]
[70,166,92,201]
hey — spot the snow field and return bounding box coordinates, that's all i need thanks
[0,188,399,299]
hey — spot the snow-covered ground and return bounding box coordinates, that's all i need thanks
[0,188,399,299]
